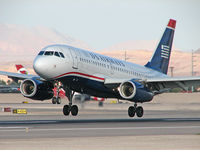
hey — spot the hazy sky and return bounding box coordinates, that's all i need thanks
[0,0,199,51]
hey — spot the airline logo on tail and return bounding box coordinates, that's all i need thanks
[15,65,28,75]
[161,45,170,59]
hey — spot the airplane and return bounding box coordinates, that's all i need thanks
[91,96,105,102]
[16,64,28,75]
[1,19,200,118]
[0,85,20,93]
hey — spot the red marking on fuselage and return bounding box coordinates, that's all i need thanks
[54,72,104,81]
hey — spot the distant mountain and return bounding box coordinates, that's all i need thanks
[103,40,158,51]
[0,24,91,62]
[195,48,200,53]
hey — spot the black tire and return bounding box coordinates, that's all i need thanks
[128,106,135,117]
[56,97,61,104]
[63,105,70,116]
[71,105,78,116]
[52,97,56,104]
[136,106,144,118]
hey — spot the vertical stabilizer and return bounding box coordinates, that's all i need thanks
[15,64,28,75]
[145,19,176,74]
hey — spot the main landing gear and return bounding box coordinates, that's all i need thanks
[63,88,78,116]
[128,103,144,118]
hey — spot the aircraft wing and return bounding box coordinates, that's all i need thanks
[104,77,134,89]
[104,76,200,91]
[0,71,40,80]
[146,76,200,91]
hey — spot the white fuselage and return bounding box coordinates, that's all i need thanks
[33,44,168,83]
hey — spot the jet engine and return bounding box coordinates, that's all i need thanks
[20,78,54,100]
[119,80,153,102]
[119,81,136,99]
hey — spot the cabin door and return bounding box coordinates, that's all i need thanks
[70,48,79,69]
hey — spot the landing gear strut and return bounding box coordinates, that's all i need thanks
[63,87,78,116]
[52,81,62,104]
[128,103,144,118]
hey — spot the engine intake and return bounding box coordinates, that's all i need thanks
[119,80,153,102]
[119,81,136,99]
[20,78,54,100]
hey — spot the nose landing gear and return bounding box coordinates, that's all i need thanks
[52,81,62,104]
[128,103,144,118]
[52,97,61,104]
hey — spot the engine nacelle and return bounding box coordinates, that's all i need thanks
[20,78,54,100]
[119,80,153,102]
[119,81,136,99]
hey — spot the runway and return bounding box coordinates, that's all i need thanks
[0,118,200,139]
[0,93,200,149]
[0,110,200,139]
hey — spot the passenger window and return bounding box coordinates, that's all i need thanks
[59,52,65,58]
[38,51,44,55]
[44,51,54,56]
[54,52,60,57]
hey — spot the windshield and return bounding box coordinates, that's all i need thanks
[54,51,60,57]
[38,51,44,55]
[44,51,54,56]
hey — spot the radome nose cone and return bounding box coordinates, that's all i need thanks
[33,57,45,76]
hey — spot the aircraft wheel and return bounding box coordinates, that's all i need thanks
[128,106,135,117]
[63,105,70,116]
[56,97,61,104]
[52,97,57,104]
[71,105,78,116]
[136,106,144,118]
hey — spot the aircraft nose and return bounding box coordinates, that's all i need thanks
[33,57,48,78]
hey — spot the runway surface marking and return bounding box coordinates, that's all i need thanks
[0,118,200,124]
[0,126,200,132]
[0,127,27,129]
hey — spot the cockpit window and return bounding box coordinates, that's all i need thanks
[44,51,54,56]
[54,51,60,57]
[38,51,44,55]
[59,52,65,58]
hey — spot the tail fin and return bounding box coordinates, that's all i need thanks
[145,19,176,74]
[15,64,28,75]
